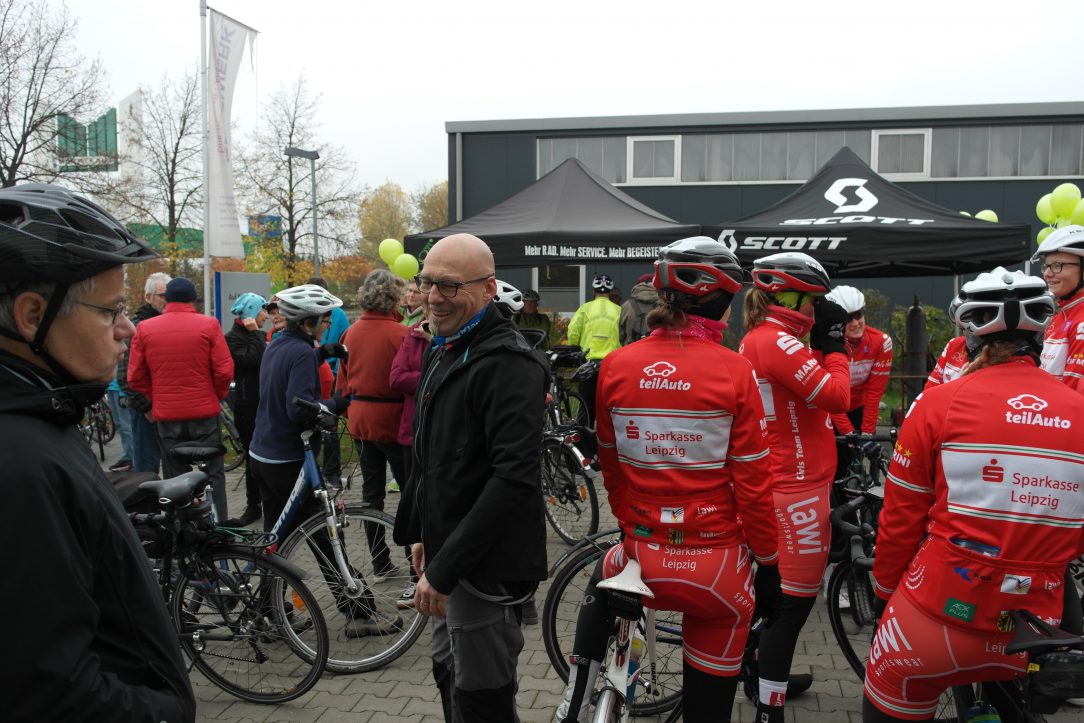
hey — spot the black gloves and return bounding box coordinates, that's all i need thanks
[328,391,349,415]
[810,297,849,357]
[753,562,782,622]
[318,343,348,362]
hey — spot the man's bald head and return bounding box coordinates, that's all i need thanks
[425,234,495,277]
[419,233,498,336]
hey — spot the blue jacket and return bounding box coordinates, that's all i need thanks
[251,330,329,462]
[322,306,350,376]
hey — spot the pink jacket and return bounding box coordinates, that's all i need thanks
[127,303,233,421]
[388,322,430,446]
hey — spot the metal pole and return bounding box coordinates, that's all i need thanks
[310,157,319,275]
[200,0,211,314]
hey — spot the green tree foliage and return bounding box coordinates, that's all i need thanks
[412,180,448,232]
[359,181,411,257]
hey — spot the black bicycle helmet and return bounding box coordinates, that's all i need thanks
[653,236,749,296]
[751,251,831,294]
[0,183,157,283]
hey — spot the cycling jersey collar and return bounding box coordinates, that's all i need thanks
[763,304,814,338]
[432,306,487,348]
[650,314,726,343]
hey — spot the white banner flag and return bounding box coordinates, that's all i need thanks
[206,10,255,258]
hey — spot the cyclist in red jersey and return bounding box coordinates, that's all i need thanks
[738,251,852,723]
[865,267,1084,722]
[924,335,967,389]
[555,237,780,723]
[1035,225,1084,393]
[823,285,893,435]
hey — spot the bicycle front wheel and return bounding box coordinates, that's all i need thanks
[219,412,245,472]
[826,560,879,680]
[278,506,426,674]
[541,438,599,545]
[542,538,683,716]
[172,545,329,704]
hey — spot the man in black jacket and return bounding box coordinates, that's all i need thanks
[394,233,548,722]
[0,184,195,721]
[223,291,268,527]
[116,271,170,473]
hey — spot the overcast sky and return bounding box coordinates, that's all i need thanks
[66,0,1078,193]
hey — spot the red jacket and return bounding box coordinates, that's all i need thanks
[925,335,968,390]
[339,311,408,443]
[739,306,851,491]
[873,359,1084,630]
[127,303,233,421]
[596,317,778,563]
[1041,287,1084,394]
[389,322,429,446]
[825,324,893,434]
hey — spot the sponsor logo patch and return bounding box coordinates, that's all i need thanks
[1001,574,1032,595]
[943,597,976,623]
[660,506,685,524]
[667,529,684,545]
[996,611,1014,633]
[633,524,653,538]
[643,361,676,378]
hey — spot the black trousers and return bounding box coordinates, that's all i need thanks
[356,439,407,572]
[233,404,260,508]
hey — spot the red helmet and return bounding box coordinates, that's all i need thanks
[653,236,748,297]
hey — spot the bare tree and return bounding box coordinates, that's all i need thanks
[235,77,361,284]
[82,72,203,277]
[0,0,104,186]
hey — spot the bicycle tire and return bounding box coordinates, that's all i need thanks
[541,538,683,716]
[219,411,245,472]
[541,438,599,545]
[172,545,329,704]
[561,391,591,429]
[277,506,426,674]
[826,560,879,679]
[98,404,117,443]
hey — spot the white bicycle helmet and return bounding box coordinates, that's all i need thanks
[592,274,615,292]
[495,279,524,312]
[275,284,342,321]
[1032,224,1084,262]
[752,252,831,294]
[952,267,1055,355]
[653,236,748,297]
[825,285,865,314]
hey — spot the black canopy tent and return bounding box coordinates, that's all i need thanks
[703,147,1031,278]
[404,159,701,267]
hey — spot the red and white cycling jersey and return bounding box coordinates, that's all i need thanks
[828,324,892,434]
[1041,287,1084,393]
[873,358,1084,632]
[924,335,967,390]
[738,306,851,492]
[595,317,778,564]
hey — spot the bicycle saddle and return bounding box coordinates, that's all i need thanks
[169,443,227,466]
[1006,609,1084,656]
[597,558,655,599]
[137,471,209,506]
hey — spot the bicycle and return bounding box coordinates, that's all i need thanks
[129,444,329,703]
[218,401,246,473]
[545,345,591,430]
[269,396,426,674]
[541,423,599,544]
[81,398,116,461]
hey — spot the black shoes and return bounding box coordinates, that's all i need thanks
[108,459,133,473]
[223,505,261,527]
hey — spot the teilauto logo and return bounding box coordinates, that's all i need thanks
[1004,394,1071,429]
[640,361,691,391]
[824,178,878,213]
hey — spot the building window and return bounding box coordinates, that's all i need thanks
[680,130,871,183]
[627,136,680,183]
[930,124,1084,178]
[872,129,930,177]
[538,137,626,182]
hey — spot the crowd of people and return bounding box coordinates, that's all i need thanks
[4,181,1084,722]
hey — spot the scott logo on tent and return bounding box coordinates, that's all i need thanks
[824,178,878,213]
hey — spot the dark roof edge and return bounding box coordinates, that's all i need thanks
[445,102,1084,134]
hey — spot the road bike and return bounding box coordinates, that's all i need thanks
[269,397,426,674]
[541,423,599,544]
[218,401,245,473]
[545,346,591,430]
[81,398,116,460]
[129,443,329,703]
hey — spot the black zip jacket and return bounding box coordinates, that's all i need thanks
[0,352,196,722]
[393,303,549,594]
[116,302,160,413]
[225,320,265,408]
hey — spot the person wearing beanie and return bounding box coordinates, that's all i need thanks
[128,277,235,520]
[619,272,660,345]
[222,292,268,527]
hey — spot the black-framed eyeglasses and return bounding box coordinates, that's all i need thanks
[78,301,128,325]
[413,273,493,299]
[846,310,865,322]
[1041,261,1082,274]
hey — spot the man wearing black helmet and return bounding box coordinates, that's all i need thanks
[0,184,195,720]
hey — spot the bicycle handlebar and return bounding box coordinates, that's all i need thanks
[830,494,870,537]
[291,396,329,414]
[129,511,167,526]
[834,431,897,443]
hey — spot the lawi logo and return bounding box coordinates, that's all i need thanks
[824,178,878,213]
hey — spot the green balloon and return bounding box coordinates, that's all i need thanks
[1071,199,1084,227]
[378,238,404,265]
[960,211,972,217]
[391,253,419,280]
[1037,194,1056,225]
[1051,183,1082,219]
[1056,217,1071,228]
[1037,226,1055,245]
[974,209,998,223]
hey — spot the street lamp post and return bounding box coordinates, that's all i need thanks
[284,146,321,275]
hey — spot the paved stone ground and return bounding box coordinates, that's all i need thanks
[94,435,1084,722]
